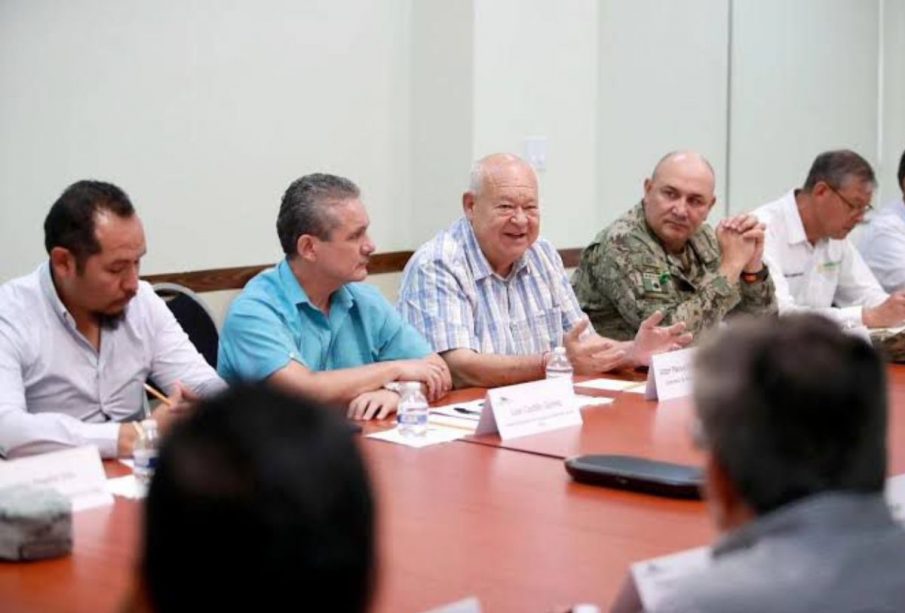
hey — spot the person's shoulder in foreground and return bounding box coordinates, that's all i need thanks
[648,314,905,613]
[125,384,375,612]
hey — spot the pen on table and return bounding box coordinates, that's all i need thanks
[453,406,481,416]
[143,383,173,408]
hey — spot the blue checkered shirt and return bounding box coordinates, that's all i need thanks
[398,218,586,356]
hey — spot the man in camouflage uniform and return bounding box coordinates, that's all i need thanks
[572,151,777,340]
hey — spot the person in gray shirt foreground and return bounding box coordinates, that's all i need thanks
[613,313,905,613]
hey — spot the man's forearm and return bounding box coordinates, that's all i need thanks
[268,361,401,407]
[442,349,544,388]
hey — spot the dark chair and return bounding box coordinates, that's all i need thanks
[153,282,219,369]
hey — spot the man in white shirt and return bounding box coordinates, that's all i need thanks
[858,149,905,292]
[753,149,905,330]
[0,181,225,459]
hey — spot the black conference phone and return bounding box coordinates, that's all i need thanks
[564,454,703,499]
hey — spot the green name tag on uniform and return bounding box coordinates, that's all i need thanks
[642,272,669,293]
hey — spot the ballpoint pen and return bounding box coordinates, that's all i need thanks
[453,406,481,416]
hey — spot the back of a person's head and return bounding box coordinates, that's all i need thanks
[693,314,887,516]
[142,385,375,612]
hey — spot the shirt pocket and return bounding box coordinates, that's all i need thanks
[509,308,562,355]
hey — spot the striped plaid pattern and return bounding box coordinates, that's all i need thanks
[398,218,585,356]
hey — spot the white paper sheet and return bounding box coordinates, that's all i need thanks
[106,475,145,500]
[0,446,113,512]
[575,378,642,392]
[885,473,905,523]
[430,399,485,421]
[575,394,614,407]
[366,425,466,448]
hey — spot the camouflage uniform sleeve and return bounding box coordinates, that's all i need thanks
[595,234,743,337]
[734,270,778,317]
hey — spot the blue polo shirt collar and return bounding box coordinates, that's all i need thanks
[277,258,355,314]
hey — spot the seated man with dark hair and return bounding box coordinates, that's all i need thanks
[0,180,225,459]
[754,149,905,329]
[631,314,905,612]
[130,385,375,613]
[219,173,450,420]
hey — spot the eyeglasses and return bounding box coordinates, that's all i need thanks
[827,184,873,214]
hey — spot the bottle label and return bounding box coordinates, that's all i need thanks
[134,449,158,472]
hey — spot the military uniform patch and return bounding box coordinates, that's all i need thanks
[642,272,668,293]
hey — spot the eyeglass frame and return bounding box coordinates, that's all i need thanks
[826,183,873,214]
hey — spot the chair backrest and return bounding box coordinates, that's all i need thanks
[153,282,219,369]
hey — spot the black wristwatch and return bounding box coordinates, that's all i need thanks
[740,264,769,284]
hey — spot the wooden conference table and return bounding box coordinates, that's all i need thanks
[4,367,905,613]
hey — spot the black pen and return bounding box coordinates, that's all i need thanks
[454,406,481,416]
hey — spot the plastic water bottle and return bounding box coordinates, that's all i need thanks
[545,346,573,385]
[133,419,160,489]
[397,382,428,437]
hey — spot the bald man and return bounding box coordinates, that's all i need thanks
[398,153,691,389]
[573,151,776,340]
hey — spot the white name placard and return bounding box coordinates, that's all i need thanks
[0,446,113,511]
[885,473,905,524]
[631,545,711,610]
[475,377,582,439]
[645,347,696,401]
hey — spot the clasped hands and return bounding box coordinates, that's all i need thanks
[717,214,766,279]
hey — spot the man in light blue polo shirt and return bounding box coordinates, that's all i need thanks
[219,173,451,420]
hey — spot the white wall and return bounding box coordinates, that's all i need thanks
[409,0,474,244]
[880,0,905,206]
[0,0,413,282]
[472,0,600,247]
[728,0,880,213]
[1,0,901,288]
[597,0,729,225]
